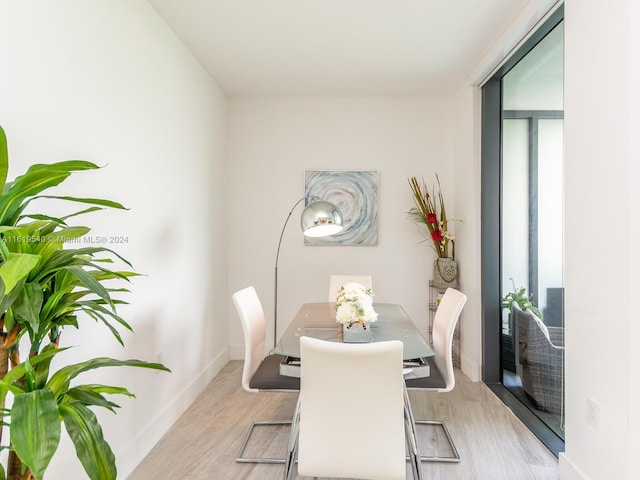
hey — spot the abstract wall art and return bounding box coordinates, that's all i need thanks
[304,170,378,246]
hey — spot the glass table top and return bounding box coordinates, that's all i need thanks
[273,302,434,360]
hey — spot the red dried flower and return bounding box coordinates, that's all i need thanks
[427,213,437,224]
[431,230,443,242]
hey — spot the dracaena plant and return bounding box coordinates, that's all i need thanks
[0,348,167,480]
[0,125,170,480]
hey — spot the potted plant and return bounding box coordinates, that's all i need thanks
[0,125,169,480]
[334,282,377,343]
[408,175,460,287]
[500,279,542,373]
[502,279,543,319]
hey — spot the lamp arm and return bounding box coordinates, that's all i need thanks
[275,197,305,270]
[273,196,306,348]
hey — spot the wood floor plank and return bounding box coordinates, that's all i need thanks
[128,361,559,480]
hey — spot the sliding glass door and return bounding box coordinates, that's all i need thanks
[501,20,564,439]
[482,7,564,455]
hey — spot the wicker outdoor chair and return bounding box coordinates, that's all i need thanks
[513,303,564,415]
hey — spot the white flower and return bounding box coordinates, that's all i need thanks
[335,282,377,325]
[336,302,359,324]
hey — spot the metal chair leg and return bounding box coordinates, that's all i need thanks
[413,419,461,463]
[236,420,291,464]
[403,384,424,480]
[283,397,301,480]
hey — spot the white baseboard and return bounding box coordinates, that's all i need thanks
[460,353,481,382]
[117,347,230,478]
[559,453,589,480]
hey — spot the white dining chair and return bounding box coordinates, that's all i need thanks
[404,287,467,463]
[283,336,422,480]
[232,286,300,464]
[328,274,373,301]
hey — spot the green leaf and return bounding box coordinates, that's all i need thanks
[39,288,83,325]
[63,387,122,412]
[74,384,135,398]
[80,308,125,346]
[25,160,99,173]
[47,357,170,397]
[79,300,132,330]
[62,383,135,408]
[24,359,37,392]
[33,343,58,390]
[0,379,26,404]
[60,403,117,480]
[60,206,105,220]
[34,247,133,284]
[12,281,44,341]
[34,195,127,210]
[46,225,90,240]
[18,213,67,225]
[0,161,99,226]
[34,227,91,268]
[0,170,70,224]
[0,125,7,192]
[11,389,61,480]
[0,347,69,389]
[0,253,40,293]
[63,265,112,306]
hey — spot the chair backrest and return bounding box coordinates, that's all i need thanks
[297,336,406,480]
[512,302,564,415]
[328,274,373,302]
[432,288,467,392]
[513,302,565,357]
[232,286,267,393]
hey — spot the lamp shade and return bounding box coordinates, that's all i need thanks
[300,200,344,237]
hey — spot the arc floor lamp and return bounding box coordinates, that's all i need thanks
[273,198,343,348]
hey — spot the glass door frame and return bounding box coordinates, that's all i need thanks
[480,5,564,456]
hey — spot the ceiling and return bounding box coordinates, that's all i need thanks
[148,0,531,97]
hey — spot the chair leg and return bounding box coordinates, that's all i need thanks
[283,397,301,480]
[414,420,461,463]
[236,420,291,464]
[403,385,424,480]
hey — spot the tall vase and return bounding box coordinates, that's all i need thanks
[432,257,459,288]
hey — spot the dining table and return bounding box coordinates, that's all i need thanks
[275,301,430,479]
[273,302,435,377]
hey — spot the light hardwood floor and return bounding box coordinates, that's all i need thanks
[128,361,559,480]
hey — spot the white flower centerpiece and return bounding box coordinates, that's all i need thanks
[335,282,378,342]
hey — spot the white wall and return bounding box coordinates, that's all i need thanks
[452,85,483,380]
[460,1,640,479]
[0,1,228,478]
[560,0,639,479]
[629,1,640,475]
[227,97,461,362]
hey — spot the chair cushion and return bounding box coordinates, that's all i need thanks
[404,357,447,390]
[249,354,301,391]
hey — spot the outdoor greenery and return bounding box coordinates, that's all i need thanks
[502,278,543,319]
[0,125,169,480]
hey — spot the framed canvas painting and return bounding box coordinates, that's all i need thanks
[304,170,378,246]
